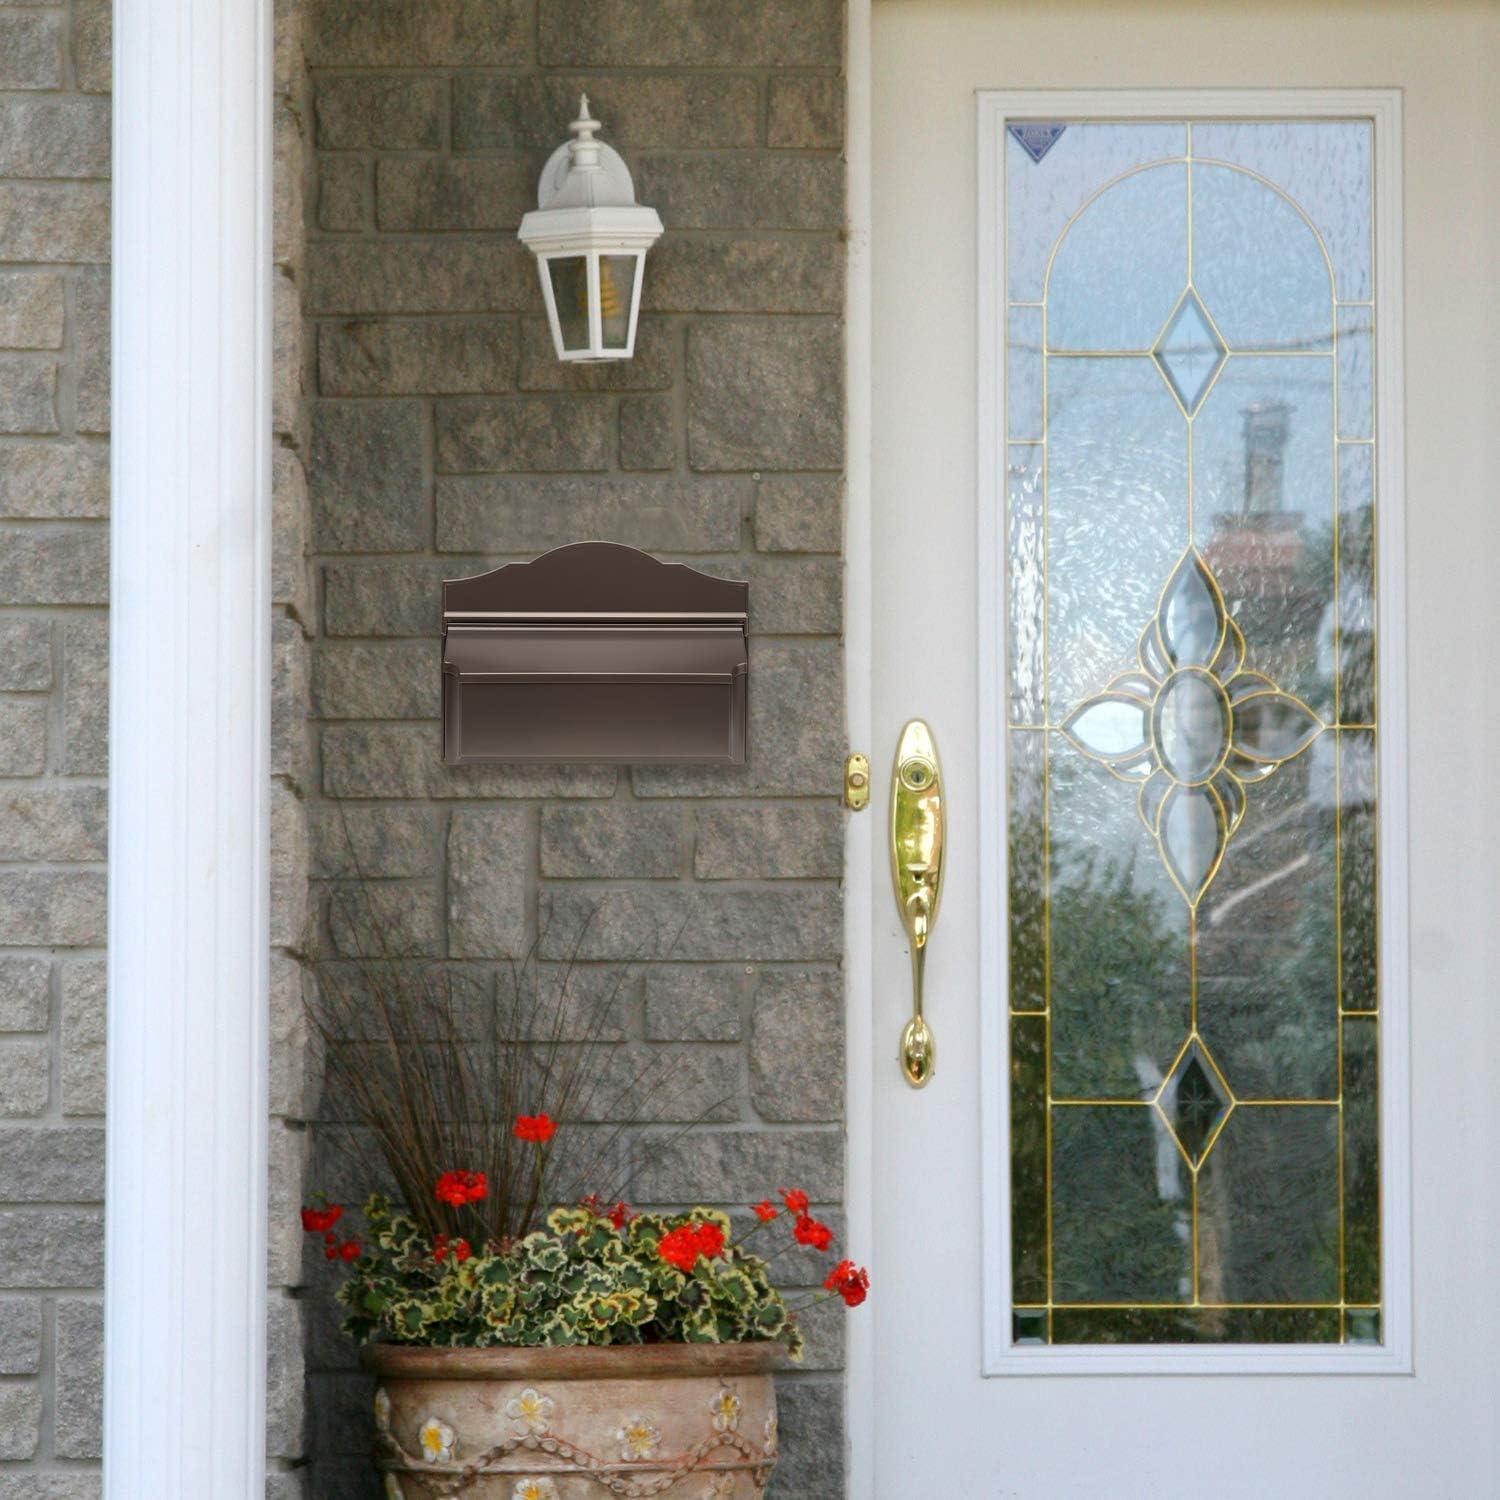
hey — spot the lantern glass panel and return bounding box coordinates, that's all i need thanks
[600,255,638,350]
[547,256,591,353]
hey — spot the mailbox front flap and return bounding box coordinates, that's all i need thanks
[444,623,747,684]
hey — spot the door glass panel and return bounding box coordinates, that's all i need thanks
[1003,117,1379,1346]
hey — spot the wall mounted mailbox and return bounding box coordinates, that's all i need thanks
[442,542,748,766]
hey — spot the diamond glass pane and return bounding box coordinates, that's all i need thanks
[1003,117,1378,1346]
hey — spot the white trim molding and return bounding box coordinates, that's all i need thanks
[105,0,273,1491]
[976,88,1411,1377]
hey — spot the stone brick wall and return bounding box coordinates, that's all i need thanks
[301,1,848,1495]
[0,1,109,1489]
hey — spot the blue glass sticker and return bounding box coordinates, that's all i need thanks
[1009,122,1067,164]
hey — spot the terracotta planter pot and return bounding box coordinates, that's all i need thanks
[363,1341,785,1499]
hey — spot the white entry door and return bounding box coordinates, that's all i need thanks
[862,4,1500,1494]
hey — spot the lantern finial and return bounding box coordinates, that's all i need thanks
[569,95,601,171]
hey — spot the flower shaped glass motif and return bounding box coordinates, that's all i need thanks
[1060,549,1324,905]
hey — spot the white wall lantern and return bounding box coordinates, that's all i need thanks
[519,96,663,363]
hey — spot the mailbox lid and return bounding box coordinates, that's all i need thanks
[443,623,747,684]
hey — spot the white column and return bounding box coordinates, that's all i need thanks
[106,0,272,1492]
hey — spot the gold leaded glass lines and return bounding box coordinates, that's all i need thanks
[1004,116,1380,1347]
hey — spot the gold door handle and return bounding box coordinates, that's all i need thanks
[890,719,945,1088]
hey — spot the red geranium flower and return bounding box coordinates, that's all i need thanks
[693,1222,726,1259]
[301,1204,343,1234]
[434,1170,487,1207]
[453,1239,471,1263]
[433,1234,449,1262]
[657,1220,725,1272]
[752,1200,778,1222]
[323,1245,337,1261]
[794,1215,834,1252]
[513,1113,557,1144]
[338,1239,361,1262]
[607,1201,631,1230]
[824,1259,871,1308]
[780,1188,809,1215]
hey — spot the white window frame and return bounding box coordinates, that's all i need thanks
[104,0,272,1494]
[972,88,1411,1377]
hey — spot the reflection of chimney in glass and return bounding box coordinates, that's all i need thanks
[1241,400,1291,513]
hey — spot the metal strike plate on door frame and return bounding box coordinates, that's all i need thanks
[890,719,945,1087]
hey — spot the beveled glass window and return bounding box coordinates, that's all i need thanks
[1004,119,1379,1347]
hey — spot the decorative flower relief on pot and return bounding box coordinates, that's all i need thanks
[511,1480,559,1500]
[710,1387,742,1432]
[418,1416,457,1463]
[615,1413,662,1461]
[763,1408,778,1456]
[504,1387,555,1437]
[699,1479,734,1499]
[374,1386,392,1434]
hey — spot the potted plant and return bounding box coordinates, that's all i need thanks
[304,909,868,1498]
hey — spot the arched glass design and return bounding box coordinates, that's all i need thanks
[1004,119,1378,1347]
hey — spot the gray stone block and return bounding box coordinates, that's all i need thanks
[311,640,437,720]
[266,1294,306,1458]
[309,401,426,552]
[322,723,617,800]
[454,74,759,152]
[436,475,744,554]
[73,0,110,94]
[539,0,842,67]
[768,76,845,151]
[695,805,842,881]
[310,805,436,879]
[0,1379,41,1459]
[0,271,64,348]
[0,98,110,178]
[0,871,106,945]
[0,1126,105,1202]
[540,804,683,879]
[268,1120,309,1289]
[636,155,842,232]
[74,264,109,433]
[0,620,49,691]
[319,317,518,397]
[306,240,533,315]
[789,1290,847,1372]
[725,557,841,635]
[266,1473,305,1500]
[750,969,844,1122]
[754,476,842,554]
[0,696,46,774]
[643,966,742,1042]
[0,524,107,602]
[272,617,310,785]
[448,806,530,958]
[0,785,108,861]
[0,12,64,90]
[540,887,841,962]
[270,780,309,950]
[273,100,304,273]
[518,316,673,392]
[768,1379,844,1497]
[307,0,532,66]
[323,557,474,638]
[0,354,57,433]
[0,958,49,1033]
[273,0,302,99]
[0,1296,42,1373]
[632,1126,842,1204]
[273,447,310,616]
[0,440,108,518]
[273,268,301,438]
[60,960,106,1116]
[688,320,842,472]
[315,75,445,151]
[62,616,108,773]
[644,236,841,316]
[54,1298,103,1458]
[269,951,315,1121]
[317,155,368,232]
[0,183,110,262]
[0,1479,101,1500]
[633,640,844,798]
[376,156,534,232]
[0,1039,49,1115]
[435,395,611,474]
[0,1211,104,1287]
[619,395,675,471]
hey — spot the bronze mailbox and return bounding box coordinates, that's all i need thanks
[442,542,748,765]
